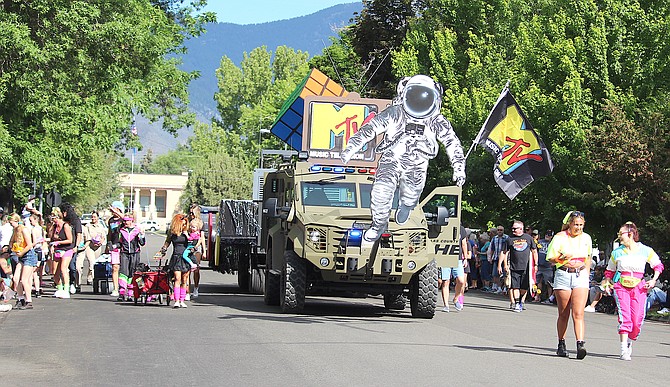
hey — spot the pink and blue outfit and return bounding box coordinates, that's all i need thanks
[181,231,199,270]
[605,243,664,341]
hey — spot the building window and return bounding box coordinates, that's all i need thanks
[155,191,167,218]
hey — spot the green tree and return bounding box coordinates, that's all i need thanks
[309,0,670,258]
[181,150,254,206]
[309,29,366,93]
[139,149,154,174]
[148,146,197,175]
[348,0,423,98]
[0,0,215,209]
[212,45,309,167]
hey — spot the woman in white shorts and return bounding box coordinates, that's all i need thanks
[546,211,592,360]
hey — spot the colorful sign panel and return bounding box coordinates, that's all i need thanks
[302,94,390,167]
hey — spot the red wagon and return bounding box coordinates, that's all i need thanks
[131,256,172,306]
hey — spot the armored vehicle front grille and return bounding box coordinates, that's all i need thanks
[408,232,426,254]
[306,227,328,252]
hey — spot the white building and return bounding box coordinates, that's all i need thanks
[117,172,189,227]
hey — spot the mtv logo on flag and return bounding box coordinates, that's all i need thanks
[477,89,554,200]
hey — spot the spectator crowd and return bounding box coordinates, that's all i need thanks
[0,197,205,312]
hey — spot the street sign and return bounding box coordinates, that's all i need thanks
[46,188,62,207]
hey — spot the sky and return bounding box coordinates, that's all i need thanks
[202,0,359,25]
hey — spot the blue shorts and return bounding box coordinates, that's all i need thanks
[19,249,38,267]
[491,259,500,278]
[440,260,465,280]
[480,259,493,281]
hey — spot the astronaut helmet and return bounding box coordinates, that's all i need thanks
[396,75,444,119]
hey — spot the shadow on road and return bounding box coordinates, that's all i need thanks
[457,344,619,359]
[191,283,418,324]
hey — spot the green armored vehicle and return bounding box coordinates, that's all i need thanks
[259,92,462,318]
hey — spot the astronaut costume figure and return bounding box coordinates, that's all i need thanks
[341,75,466,241]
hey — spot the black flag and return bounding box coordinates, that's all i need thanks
[477,89,554,200]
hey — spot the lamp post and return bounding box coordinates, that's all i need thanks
[258,128,271,168]
[130,118,138,215]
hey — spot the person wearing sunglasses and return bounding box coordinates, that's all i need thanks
[499,221,538,312]
[546,210,592,359]
[601,222,664,361]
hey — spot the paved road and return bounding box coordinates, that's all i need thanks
[2,233,668,386]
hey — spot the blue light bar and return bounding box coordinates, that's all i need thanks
[333,167,345,173]
[347,228,363,247]
[310,166,322,172]
[322,166,333,172]
[345,168,355,173]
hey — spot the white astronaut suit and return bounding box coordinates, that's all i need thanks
[341,75,466,241]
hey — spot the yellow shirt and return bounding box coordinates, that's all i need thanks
[11,238,27,253]
[546,230,592,268]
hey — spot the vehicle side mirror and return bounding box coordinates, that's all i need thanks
[263,198,279,218]
[435,206,449,226]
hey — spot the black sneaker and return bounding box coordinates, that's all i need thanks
[36,290,43,298]
[15,299,26,309]
[576,341,587,360]
[557,339,568,357]
[116,295,125,302]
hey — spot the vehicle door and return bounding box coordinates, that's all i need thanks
[419,186,462,268]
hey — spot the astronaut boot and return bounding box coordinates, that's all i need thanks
[364,226,382,242]
[395,205,413,225]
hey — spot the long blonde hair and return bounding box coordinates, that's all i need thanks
[8,213,26,247]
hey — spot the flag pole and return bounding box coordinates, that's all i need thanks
[464,80,511,160]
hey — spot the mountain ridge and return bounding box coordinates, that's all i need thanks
[132,3,362,158]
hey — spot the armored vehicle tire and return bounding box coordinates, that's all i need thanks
[250,267,264,294]
[409,259,438,318]
[383,293,406,310]
[264,266,280,306]
[238,255,250,291]
[280,251,306,313]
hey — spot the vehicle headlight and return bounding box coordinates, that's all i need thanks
[310,230,321,242]
[407,261,416,270]
[319,257,330,267]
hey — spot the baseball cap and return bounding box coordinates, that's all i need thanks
[111,200,125,213]
[0,206,4,214]
[532,229,539,235]
[28,194,36,201]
